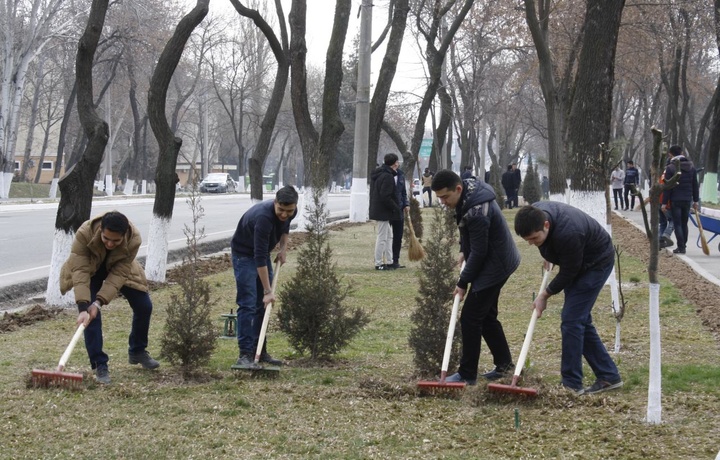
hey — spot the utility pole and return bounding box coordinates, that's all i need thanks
[349,0,372,222]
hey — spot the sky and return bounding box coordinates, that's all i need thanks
[207,0,427,95]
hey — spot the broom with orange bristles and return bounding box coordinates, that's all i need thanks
[31,323,85,389]
[406,214,426,261]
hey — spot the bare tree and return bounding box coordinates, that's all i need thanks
[46,0,110,306]
[145,0,210,282]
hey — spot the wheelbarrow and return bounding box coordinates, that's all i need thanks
[689,210,720,253]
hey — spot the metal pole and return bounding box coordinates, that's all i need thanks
[349,0,372,222]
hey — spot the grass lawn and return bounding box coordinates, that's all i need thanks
[2,208,719,459]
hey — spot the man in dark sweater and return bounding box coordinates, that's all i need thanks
[431,170,519,384]
[623,160,640,210]
[662,145,699,254]
[390,166,410,269]
[230,186,298,368]
[515,202,623,395]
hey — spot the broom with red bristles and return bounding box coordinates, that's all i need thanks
[31,323,85,389]
[487,264,554,397]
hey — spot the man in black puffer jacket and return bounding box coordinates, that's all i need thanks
[369,153,401,270]
[431,170,519,385]
[515,202,623,396]
[662,145,699,254]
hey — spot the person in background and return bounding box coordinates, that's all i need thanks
[541,175,550,200]
[461,165,474,180]
[501,165,516,209]
[512,162,522,208]
[623,160,640,211]
[610,165,625,210]
[431,170,519,385]
[370,154,401,270]
[231,186,298,369]
[61,211,160,385]
[514,203,623,396]
[390,165,410,269]
[422,168,434,207]
[662,145,699,255]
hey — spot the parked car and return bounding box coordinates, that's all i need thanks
[200,173,236,193]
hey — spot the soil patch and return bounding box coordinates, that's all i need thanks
[612,213,720,336]
[0,304,63,333]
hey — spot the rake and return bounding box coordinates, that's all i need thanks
[31,324,85,390]
[487,264,553,397]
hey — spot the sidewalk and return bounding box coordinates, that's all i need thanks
[615,207,720,287]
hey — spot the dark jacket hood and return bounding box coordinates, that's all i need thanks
[460,179,496,214]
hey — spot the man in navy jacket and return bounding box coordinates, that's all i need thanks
[662,145,699,254]
[231,186,298,368]
[431,170,519,384]
[515,202,623,395]
[390,166,410,269]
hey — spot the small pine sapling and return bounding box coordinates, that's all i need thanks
[521,155,542,205]
[408,207,460,377]
[160,180,217,378]
[278,188,370,360]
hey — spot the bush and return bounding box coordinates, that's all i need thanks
[278,188,370,360]
[522,155,542,205]
[160,183,217,377]
[408,206,461,377]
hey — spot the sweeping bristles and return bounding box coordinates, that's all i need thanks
[406,216,426,261]
[31,369,84,390]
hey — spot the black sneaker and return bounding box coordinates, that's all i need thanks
[562,384,584,396]
[384,264,397,270]
[672,248,686,254]
[445,372,477,386]
[128,351,160,369]
[235,353,262,370]
[661,236,674,248]
[95,366,111,385]
[481,364,514,381]
[584,379,623,395]
[259,352,283,366]
[375,265,387,271]
[389,263,405,269]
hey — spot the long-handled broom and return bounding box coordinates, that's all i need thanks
[487,264,553,397]
[406,215,425,261]
[417,263,466,395]
[31,323,85,389]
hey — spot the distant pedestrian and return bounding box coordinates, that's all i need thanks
[370,154,401,270]
[610,165,625,210]
[541,175,550,200]
[422,168,434,207]
[461,165,473,180]
[501,166,516,209]
[623,160,639,210]
[662,145,699,255]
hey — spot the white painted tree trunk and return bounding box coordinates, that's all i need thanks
[145,214,171,282]
[349,177,369,222]
[141,180,147,195]
[123,178,135,196]
[646,282,662,424]
[294,186,326,232]
[45,228,76,307]
[0,172,12,198]
[49,177,59,198]
[105,175,113,196]
[236,175,246,193]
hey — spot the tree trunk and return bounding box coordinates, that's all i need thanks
[366,0,409,177]
[568,0,625,193]
[145,0,210,282]
[46,0,110,306]
[233,0,290,201]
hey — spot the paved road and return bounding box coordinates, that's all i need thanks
[616,207,720,285]
[0,193,351,290]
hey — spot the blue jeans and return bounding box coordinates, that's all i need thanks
[659,208,673,239]
[233,254,273,355]
[86,264,153,370]
[670,200,691,251]
[560,260,621,389]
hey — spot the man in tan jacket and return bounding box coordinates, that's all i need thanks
[61,211,159,384]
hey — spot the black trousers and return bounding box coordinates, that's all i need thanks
[457,279,513,380]
[390,217,404,264]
